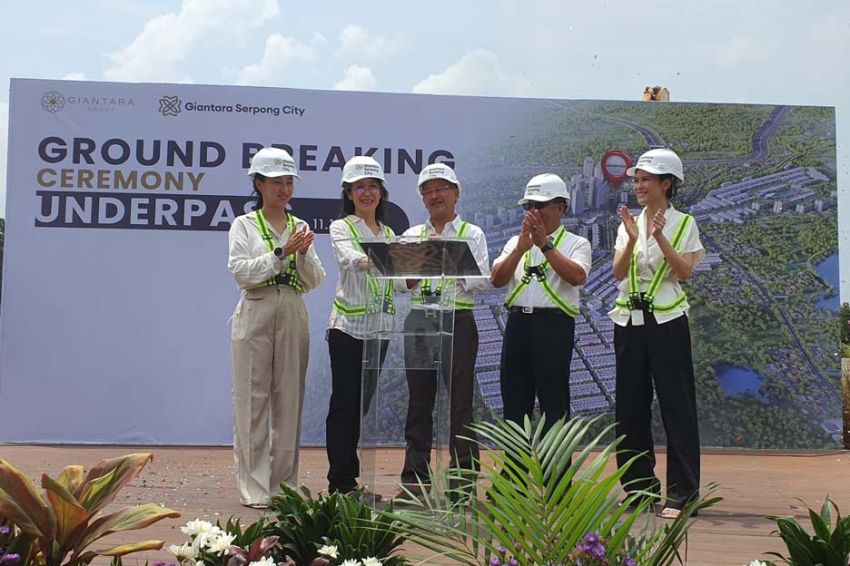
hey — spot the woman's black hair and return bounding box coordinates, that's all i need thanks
[338,180,389,223]
[251,173,267,210]
[658,174,681,201]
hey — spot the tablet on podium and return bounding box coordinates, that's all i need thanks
[359,239,481,278]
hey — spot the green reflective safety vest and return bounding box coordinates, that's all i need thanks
[503,225,579,317]
[411,221,474,311]
[252,210,304,293]
[615,213,693,313]
[332,217,396,317]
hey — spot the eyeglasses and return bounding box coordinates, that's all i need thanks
[420,185,456,198]
[522,201,551,211]
[352,185,382,195]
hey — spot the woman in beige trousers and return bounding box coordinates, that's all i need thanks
[228,147,325,508]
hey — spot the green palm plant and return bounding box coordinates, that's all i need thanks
[385,416,718,565]
[0,453,180,566]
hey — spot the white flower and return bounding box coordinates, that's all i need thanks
[168,543,198,560]
[181,519,215,537]
[248,558,276,566]
[318,545,339,559]
[340,561,361,566]
[180,519,224,550]
[207,532,236,555]
[193,525,225,550]
[748,562,769,566]
[362,557,382,566]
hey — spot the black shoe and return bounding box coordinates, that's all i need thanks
[393,484,427,501]
[342,486,383,503]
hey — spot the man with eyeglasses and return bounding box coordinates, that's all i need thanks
[491,173,591,434]
[395,163,490,500]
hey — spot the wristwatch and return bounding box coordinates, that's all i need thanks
[273,247,284,258]
[540,241,555,253]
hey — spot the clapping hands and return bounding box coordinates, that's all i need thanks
[283,225,314,256]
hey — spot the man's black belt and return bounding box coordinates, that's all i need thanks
[507,306,564,315]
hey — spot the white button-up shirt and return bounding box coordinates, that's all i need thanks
[327,215,395,339]
[397,215,490,311]
[494,227,592,311]
[228,211,325,292]
[608,205,704,326]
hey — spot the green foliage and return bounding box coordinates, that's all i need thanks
[320,496,406,566]
[764,497,850,566]
[2,519,38,566]
[267,486,406,566]
[0,453,180,566]
[220,516,278,566]
[268,486,338,565]
[219,515,275,551]
[224,518,279,566]
[383,416,719,565]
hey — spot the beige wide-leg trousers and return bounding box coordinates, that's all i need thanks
[231,286,309,506]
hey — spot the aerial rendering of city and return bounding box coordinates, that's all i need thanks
[460,100,840,449]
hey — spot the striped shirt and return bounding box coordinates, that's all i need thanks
[327,215,396,339]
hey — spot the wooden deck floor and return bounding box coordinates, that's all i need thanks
[1,445,848,565]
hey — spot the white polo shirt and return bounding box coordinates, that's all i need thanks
[494,226,592,312]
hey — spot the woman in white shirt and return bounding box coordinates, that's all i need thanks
[228,147,325,508]
[325,156,395,499]
[609,148,705,520]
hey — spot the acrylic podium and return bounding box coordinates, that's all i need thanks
[349,234,485,505]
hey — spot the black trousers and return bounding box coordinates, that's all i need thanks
[614,312,700,508]
[400,309,479,486]
[500,309,575,432]
[326,328,389,493]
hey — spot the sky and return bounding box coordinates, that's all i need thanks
[1,0,848,299]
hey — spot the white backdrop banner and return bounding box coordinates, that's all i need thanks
[0,79,507,444]
[1,79,842,448]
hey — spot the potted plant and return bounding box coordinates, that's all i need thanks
[0,453,180,566]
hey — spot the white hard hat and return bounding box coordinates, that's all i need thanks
[417,163,462,194]
[517,173,569,205]
[247,147,300,178]
[626,148,684,182]
[340,156,386,187]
